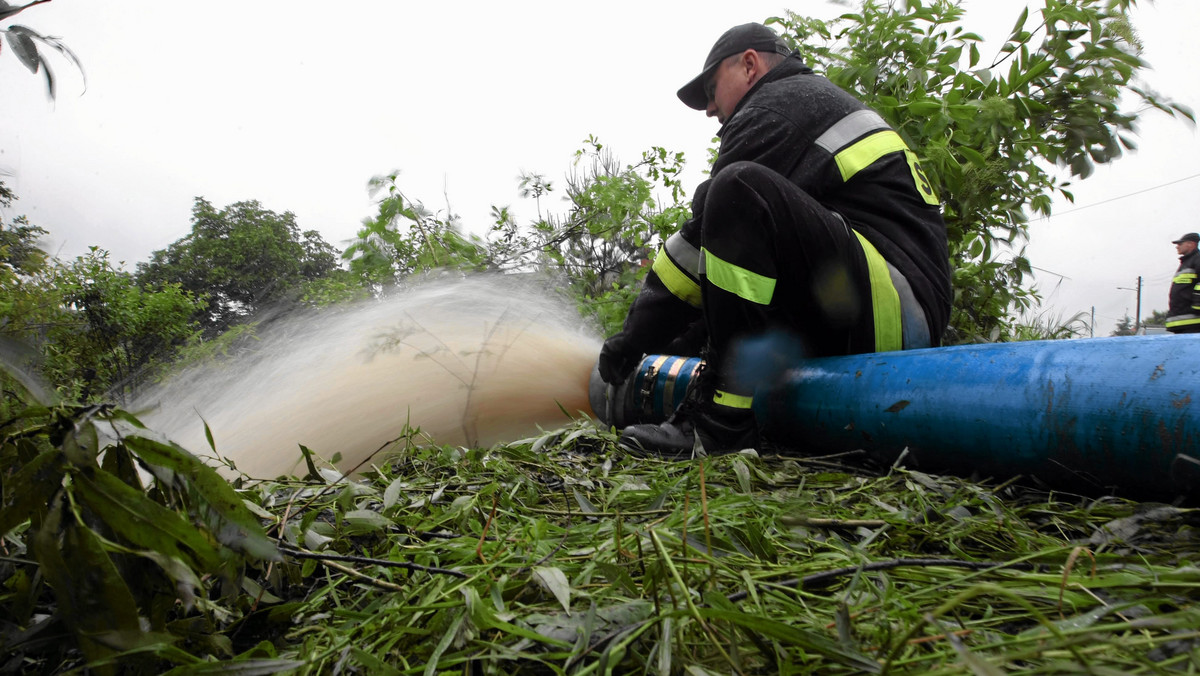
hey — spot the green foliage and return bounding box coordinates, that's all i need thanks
[769,0,1193,341]
[1111,314,1136,336]
[0,393,279,673]
[152,321,261,384]
[534,138,689,334]
[5,418,1192,672]
[2,186,205,405]
[354,138,690,335]
[1009,308,1091,341]
[0,0,85,100]
[138,198,342,334]
[1,184,58,419]
[0,181,50,316]
[1143,308,1168,328]
[295,268,373,308]
[42,248,204,402]
[343,173,491,288]
[0,213,52,341]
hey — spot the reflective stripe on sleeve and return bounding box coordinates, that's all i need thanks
[1166,315,1200,328]
[651,247,702,307]
[834,131,909,182]
[816,110,939,204]
[853,231,903,352]
[702,248,776,305]
[1175,272,1197,284]
[815,109,891,155]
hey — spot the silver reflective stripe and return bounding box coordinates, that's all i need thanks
[815,109,891,154]
[665,232,702,278]
[887,261,930,349]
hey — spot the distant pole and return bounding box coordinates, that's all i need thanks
[1135,276,1142,334]
[1091,306,1095,338]
[1118,277,1144,334]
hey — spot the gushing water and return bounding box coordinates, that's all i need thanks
[135,275,602,479]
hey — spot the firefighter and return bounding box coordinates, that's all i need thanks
[598,23,952,457]
[1166,232,1200,334]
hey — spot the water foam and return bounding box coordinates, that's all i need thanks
[135,274,602,479]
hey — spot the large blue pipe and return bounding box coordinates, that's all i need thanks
[592,336,1200,500]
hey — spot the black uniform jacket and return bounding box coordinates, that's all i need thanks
[1166,248,1200,331]
[614,55,952,357]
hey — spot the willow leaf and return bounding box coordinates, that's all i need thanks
[123,435,280,561]
[73,468,221,571]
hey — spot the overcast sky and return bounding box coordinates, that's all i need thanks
[2,0,1197,335]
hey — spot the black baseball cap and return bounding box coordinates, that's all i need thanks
[677,23,791,111]
[1173,233,1199,244]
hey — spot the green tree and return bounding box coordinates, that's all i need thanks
[0,182,52,329]
[44,247,204,402]
[1143,308,1167,328]
[2,185,204,403]
[769,0,1193,341]
[138,198,341,333]
[529,138,690,333]
[0,182,58,413]
[1111,314,1136,336]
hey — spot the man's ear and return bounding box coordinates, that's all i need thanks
[741,49,763,84]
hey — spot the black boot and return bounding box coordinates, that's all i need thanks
[617,411,699,459]
[618,363,759,458]
[618,403,758,458]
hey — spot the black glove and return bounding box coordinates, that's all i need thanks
[598,334,641,385]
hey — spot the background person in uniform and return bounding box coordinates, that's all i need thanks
[1166,232,1200,334]
[597,23,952,457]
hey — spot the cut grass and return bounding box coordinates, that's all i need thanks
[212,419,1200,674]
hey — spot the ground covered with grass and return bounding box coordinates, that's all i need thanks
[4,413,1200,674]
[215,422,1200,673]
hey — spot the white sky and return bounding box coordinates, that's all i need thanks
[1,0,1197,335]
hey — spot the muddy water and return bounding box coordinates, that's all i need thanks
[135,275,602,479]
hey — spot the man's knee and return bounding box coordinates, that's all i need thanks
[703,162,834,246]
[703,162,801,243]
[706,161,783,205]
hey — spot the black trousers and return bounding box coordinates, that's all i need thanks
[699,162,924,400]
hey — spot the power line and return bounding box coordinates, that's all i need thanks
[1046,172,1200,218]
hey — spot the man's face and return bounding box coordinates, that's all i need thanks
[1177,240,1197,256]
[704,53,752,124]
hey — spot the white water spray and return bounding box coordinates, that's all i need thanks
[135,275,602,479]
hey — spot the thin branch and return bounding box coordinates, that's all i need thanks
[727,558,1036,602]
[781,517,888,528]
[277,542,467,579]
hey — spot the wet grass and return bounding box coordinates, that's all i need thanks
[216,420,1200,674]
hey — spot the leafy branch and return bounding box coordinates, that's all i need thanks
[1,0,85,100]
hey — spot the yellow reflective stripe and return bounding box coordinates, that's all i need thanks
[854,231,903,352]
[703,248,776,305]
[651,247,702,307]
[713,389,753,410]
[904,150,940,205]
[1166,316,1200,327]
[1175,273,1197,284]
[834,130,908,181]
